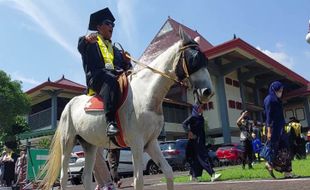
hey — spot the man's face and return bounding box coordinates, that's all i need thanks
[97,20,114,40]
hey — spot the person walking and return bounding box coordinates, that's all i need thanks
[2,142,18,187]
[15,150,27,189]
[263,81,295,179]
[183,104,221,182]
[107,149,122,188]
[0,150,6,187]
[252,133,262,163]
[236,110,253,169]
[93,147,115,190]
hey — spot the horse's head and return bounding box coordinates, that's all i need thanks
[175,29,214,104]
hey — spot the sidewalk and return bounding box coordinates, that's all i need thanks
[67,172,310,190]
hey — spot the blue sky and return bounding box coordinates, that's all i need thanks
[0,0,309,91]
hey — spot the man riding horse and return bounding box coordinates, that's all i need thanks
[78,7,132,137]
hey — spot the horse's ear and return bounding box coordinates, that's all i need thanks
[179,27,198,46]
[179,27,192,45]
[194,36,201,45]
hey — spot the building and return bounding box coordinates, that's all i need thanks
[21,17,310,145]
[139,17,310,144]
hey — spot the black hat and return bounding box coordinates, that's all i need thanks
[88,8,115,31]
[4,141,17,150]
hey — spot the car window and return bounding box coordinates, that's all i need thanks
[176,140,188,149]
[160,142,176,150]
[72,145,83,152]
[69,156,78,163]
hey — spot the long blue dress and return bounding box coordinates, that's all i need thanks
[183,105,215,177]
[263,81,292,173]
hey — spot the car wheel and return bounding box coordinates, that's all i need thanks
[70,177,81,185]
[183,162,190,171]
[212,158,220,167]
[147,161,159,175]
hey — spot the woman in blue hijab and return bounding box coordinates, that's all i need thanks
[263,81,295,178]
[183,104,221,182]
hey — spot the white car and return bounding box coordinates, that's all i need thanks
[68,147,159,185]
[116,147,159,175]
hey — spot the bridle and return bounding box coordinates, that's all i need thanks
[123,43,199,87]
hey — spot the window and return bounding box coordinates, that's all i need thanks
[208,102,214,110]
[202,103,209,110]
[233,80,240,87]
[236,102,242,110]
[285,109,294,119]
[295,108,305,121]
[156,21,173,38]
[163,102,189,123]
[225,77,233,85]
[228,100,236,109]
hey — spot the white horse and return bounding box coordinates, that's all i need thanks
[40,30,214,190]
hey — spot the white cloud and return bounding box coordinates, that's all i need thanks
[256,46,294,69]
[2,0,80,60]
[12,72,40,86]
[116,0,138,50]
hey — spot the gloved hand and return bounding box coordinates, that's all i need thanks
[122,51,131,63]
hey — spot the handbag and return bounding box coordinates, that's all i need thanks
[260,141,272,162]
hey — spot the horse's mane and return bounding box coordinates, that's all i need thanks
[129,40,182,81]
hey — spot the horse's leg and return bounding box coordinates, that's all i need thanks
[60,135,76,190]
[145,139,174,190]
[131,141,144,190]
[82,143,97,190]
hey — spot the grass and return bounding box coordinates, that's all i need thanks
[172,157,310,183]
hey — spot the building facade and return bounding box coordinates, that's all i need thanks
[23,18,310,145]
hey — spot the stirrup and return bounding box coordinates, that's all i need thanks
[106,122,119,137]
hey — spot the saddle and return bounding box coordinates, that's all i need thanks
[84,73,128,147]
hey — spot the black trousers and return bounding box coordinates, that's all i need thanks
[92,70,120,123]
[108,149,120,183]
[241,139,253,168]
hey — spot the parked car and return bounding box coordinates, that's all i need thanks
[68,147,158,185]
[215,144,244,165]
[68,155,85,185]
[160,139,220,171]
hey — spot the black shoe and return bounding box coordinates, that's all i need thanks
[107,122,119,137]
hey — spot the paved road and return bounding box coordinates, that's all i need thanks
[66,172,310,190]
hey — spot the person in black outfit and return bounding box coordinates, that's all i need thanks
[183,104,221,182]
[108,149,122,187]
[78,8,131,136]
[236,110,253,169]
[1,142,18,187]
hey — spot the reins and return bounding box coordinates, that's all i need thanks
[115,42,197,87]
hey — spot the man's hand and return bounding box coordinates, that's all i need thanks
[85,33,98,44]
[267,127,272,141]
[267,131,272,141]
[122,51,131,63]
[188,131,196,139]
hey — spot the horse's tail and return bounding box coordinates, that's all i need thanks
[39,126,62,190]
[39,101,72,189]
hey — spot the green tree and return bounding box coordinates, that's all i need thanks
[37,137,52,149]
[0,70,31,141]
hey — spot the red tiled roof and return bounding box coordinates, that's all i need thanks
[54,75,85,89]
[139,17,213,64]
[205,38,309,86]
[285,82,310,99]
[26,76,85,95]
